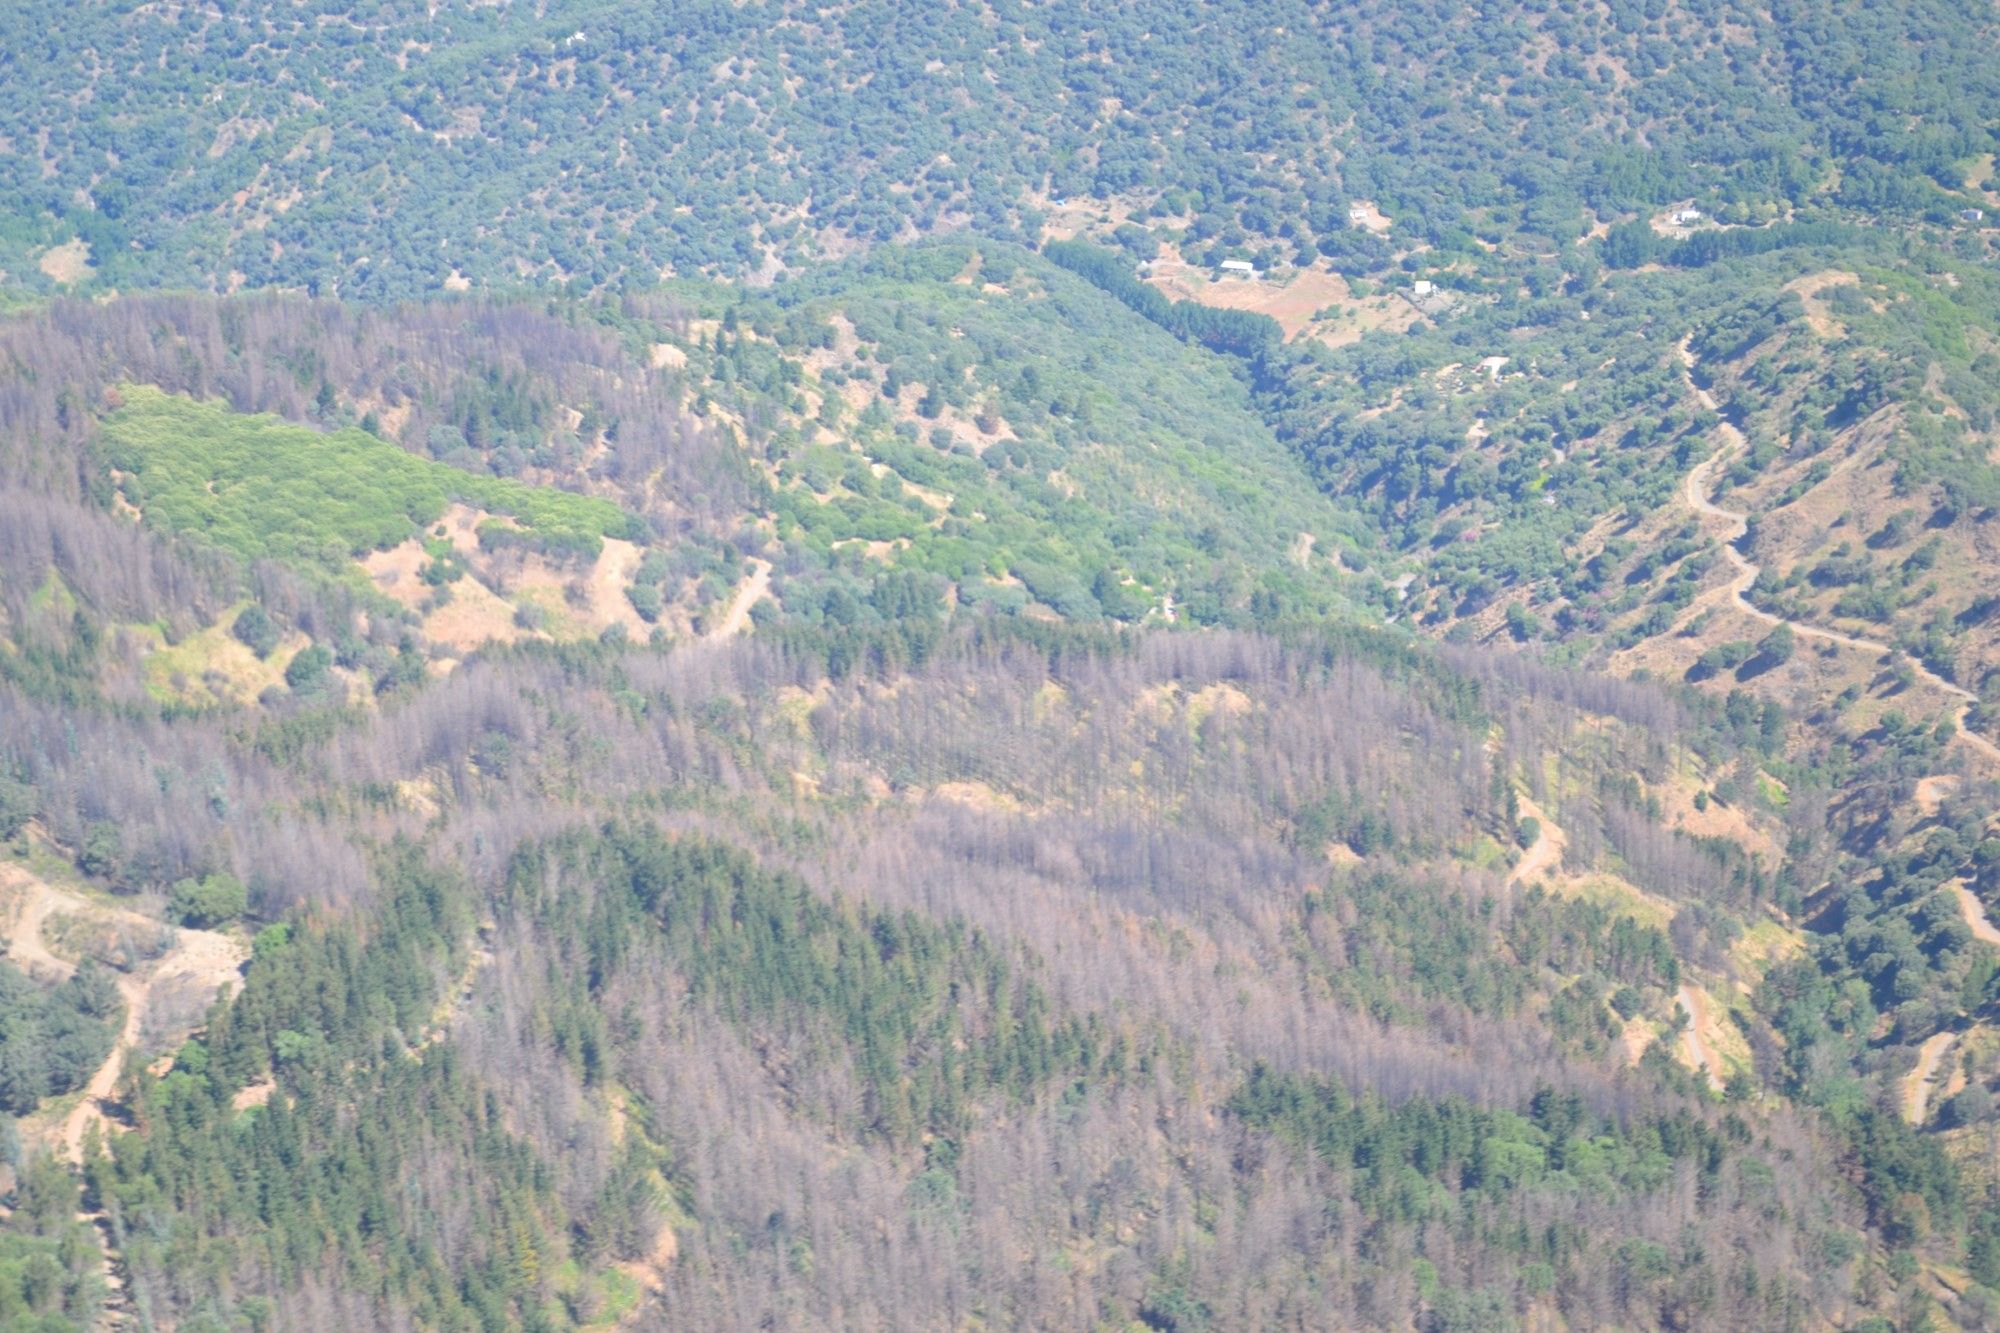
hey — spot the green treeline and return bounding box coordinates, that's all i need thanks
[1232,1065,1718,1205]
[1044,239,1282,355]
[510,826,1115,1145]
[79,853,564,1330]
[1602,220,1858,270]
[100,386,636,566]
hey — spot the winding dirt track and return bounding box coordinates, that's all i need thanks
[3,860,247,1328]
[1676,344,2000,768]
[0,862,247,1161]
[1487,742,1729,1089]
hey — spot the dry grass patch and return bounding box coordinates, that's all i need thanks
[36,238,93,285]
[421,576,534,653]
[139,606,309,706]
[926,780,1024,813]
[1547,872,1677,933]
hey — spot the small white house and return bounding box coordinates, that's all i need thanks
[1412,279,1435,297]
[1670,206,1702,225]
[1219,259,1258,278]
[1348,205,1370,225]
[1961,208,1985,223]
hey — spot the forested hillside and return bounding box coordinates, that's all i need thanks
[3,0,1997,296]
[4,1,2000,1329]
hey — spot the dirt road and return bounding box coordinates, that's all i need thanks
[1508,790,1568,886]
[1957,883,2000,947]
[1676,984,1725,1092]
[707,558,772,640]
[1903,1030,1956,1125]
[1676,344,2000,768]
[0,861,248,1162]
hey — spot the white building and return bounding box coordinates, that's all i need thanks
[1670,206,1702,225]
[1412,279,1434,296]
[1219,259,1258,278]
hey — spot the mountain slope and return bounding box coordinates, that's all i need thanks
[4,1,1999,296]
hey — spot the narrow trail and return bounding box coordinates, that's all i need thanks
[1676,984,1725,1092]
[707,557,772,640]
[1956,883,2000,947]
[1904,1030,1957,1125]
[1675,342,2000,769]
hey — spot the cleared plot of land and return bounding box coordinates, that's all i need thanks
[1146,256,1352,341]
[36,238,93,284]
[1145,250,1417,346]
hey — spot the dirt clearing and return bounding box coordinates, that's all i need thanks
[36,238,93,285]
[1676,985,1725,1091]
[1145,254,1354,341]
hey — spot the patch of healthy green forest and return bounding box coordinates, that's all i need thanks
[100,385,635,566]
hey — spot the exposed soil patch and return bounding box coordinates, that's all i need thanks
[706,558,772,640]
[582,537,652,638]
[422,574,534,654]
[0,860,248,1163]
[1508,790,1568,886]
[1904,1031,1956,1125]
[1915,775,1961,817]
[1145,253,1355,342]
[36,238,93,285]
[1676,984,1725,1092]
[1957,884,2000,947]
